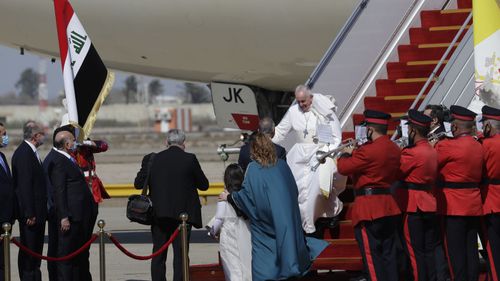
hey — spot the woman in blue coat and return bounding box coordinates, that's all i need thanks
[220,132,328,281]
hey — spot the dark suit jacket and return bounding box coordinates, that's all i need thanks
[238,142,287,171]
[42,149,59,213]
[0,151,15,224]
[135,146,209,228]
[11,141,47,221]
[134,152,155,189]
[47,151,95,222]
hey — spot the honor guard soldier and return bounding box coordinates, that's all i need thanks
[435,105,483,281]
[396,110,438,281]
[338,110,401,281]
[72,139,110,203]
[480,105,500,281]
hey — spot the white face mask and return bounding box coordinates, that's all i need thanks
[1,134,8,147]
[400,120,409,138]
[475,115,483,132]
[443,122,453,137]
[355,125,368,145]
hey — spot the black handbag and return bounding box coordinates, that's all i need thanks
[127,153,155,225]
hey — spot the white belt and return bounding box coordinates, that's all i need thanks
[84,171,96,177]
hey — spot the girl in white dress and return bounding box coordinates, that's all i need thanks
[210,164,252,281]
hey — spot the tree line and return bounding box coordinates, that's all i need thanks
[7,67,211,105]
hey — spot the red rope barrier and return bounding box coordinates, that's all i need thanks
[11,234,98,262]
[108,228,180,260]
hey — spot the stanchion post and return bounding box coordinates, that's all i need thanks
[98,220,106,281]
[179,213,190,281]
[2,222,11,281]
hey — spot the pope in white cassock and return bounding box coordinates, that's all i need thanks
[272,85,345,234]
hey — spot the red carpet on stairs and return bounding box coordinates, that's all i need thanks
[409,26,469,44]
[375,79,431,97]
[457,0,472,8]
[349,6,471,134]
[387,61,445,79]
[420,9,471,28]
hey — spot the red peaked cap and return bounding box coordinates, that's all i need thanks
[363,109,391,126]
[481,105,500,121]
[450,105,476,121]
[406,109,432,128]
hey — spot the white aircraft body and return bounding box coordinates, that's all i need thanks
[0,0,357,92]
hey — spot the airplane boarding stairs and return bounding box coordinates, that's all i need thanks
[190,0,481,280]
[342,0,472,140]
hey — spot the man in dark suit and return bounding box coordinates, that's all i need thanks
[43,125,75,281]
[238,117,286,171]
[0,122,15,281]
[135,129,209,281]
[48,129,97,281]
[43,147,59,281]
[11,121,47,281]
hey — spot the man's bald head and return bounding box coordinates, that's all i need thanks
[53,125,75,143]
[54,130,75,151]
[259,117,275,137]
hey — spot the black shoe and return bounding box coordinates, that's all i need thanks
[327,216,339,229]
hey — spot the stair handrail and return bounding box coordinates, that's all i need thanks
[441,0,454,10]
[338,0,424,128]
[305,0,369,89]
[409,11,473,110]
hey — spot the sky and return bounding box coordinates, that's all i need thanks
[0,45,62,96]
[0,45,183,100]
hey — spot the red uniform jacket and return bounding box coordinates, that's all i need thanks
[396,139,437,213]
[481,134,500,214]
[337,135,401,226]
[71,140,110,203]
[435,135,483,216]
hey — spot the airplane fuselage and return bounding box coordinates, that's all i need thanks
[0,0,357,91]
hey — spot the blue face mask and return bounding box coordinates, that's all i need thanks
[1,134,8,147]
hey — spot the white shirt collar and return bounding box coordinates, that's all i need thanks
[24,140,37,153]
[55,148,72,159]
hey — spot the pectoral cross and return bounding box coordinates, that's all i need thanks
[302,111,311,139]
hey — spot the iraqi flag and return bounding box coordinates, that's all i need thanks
[54,0,114,139]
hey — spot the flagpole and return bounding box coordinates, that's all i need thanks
[54,0,79,127]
